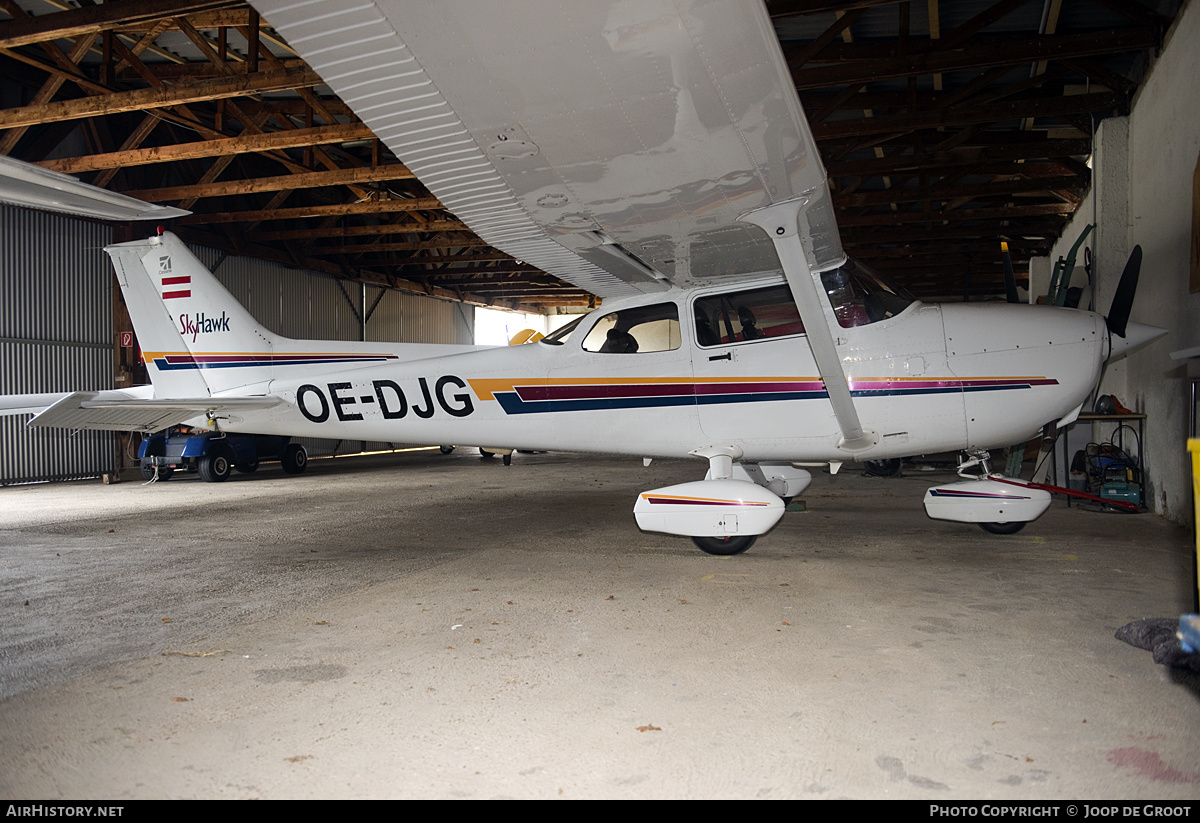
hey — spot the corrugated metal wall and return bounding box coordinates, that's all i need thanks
[366,287,474,345]
[1,216,477,483]
[196,247,362,340]
[0,206,115,484]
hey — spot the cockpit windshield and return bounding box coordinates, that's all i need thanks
[820,258,916,328]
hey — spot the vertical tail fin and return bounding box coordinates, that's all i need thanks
[106,231,280,398]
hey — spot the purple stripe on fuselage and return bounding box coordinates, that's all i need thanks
[515,383,695,401]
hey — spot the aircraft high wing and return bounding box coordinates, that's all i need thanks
[2,1,1166,554]
[0,155,188,222]
[253,0,844,297]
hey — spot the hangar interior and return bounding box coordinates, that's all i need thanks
[1,0,1199,800]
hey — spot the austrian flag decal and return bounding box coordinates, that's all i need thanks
[161,275,191,300]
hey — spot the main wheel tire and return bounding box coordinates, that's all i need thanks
[197,444,233,483]
[140,460,173,481]
[691,535,757,555]
[979,521,1026,535]
[864,458,902,477]
[235,461,259,474]
[502,453,512,466]
[281,443,308,474]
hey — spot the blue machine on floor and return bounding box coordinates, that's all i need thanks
[138,429,307,482]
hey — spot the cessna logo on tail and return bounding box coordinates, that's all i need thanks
[178,311,231,342]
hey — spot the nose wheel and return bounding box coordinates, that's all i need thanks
[979,521,1026,535]
[691,535,757,555]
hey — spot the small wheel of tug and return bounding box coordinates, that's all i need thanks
[235,461,259,473]
[479,448,495,459]
[691,535,757,555]
[979,521,1025,535]
[281,443,308,474]
[439,445,455,454]
[197,443,233,483]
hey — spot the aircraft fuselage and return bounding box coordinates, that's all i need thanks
[196,278,1104,464]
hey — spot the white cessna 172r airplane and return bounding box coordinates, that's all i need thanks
[1,0,1165,554]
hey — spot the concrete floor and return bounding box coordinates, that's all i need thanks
[1,450,1197,799]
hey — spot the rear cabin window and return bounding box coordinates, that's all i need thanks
[693,284,805,346]
[581,302,681,353]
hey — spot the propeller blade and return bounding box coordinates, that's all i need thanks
[1001,241,1020,304]
[1105,245,1142,338]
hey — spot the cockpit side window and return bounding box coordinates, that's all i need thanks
[693,284,805,346]
[581,302,680,353]
[820,259,916,328]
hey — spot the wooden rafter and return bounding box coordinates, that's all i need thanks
[250,221,469,242]
[787,29,1158,90]
[123,164,415,202]
[836,175,1086,209]
[177,197,446,224]
[314,249,518,263]
[0,1,239,48]
[0,30,94,154]
[768,0,908,17]
[824,139,1094,176]
[0,67,322,128]
[837,203,1076,227]
[812,91,1125,140]
[38,123,375,173]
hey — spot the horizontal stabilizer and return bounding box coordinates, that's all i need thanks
[0,392,71,416]
[28,391,280,433]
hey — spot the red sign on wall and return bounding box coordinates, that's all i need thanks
[120,332,133,348]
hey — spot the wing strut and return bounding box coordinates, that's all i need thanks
[739,198,877,453]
